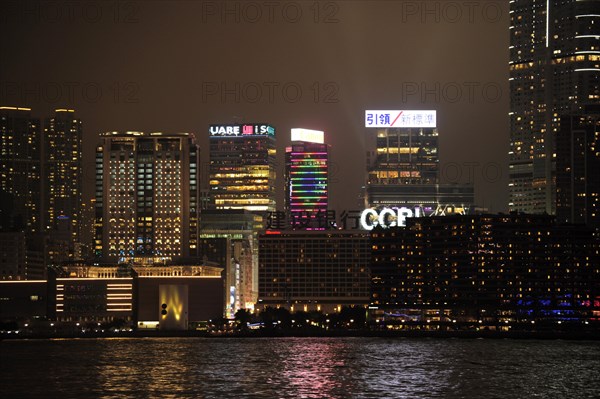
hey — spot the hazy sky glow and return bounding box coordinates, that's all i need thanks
[0,0,510,212]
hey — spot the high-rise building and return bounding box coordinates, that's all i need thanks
[366,123,438,208]
[0,106,41,233]
[556,105,600,227]
[43,109,83,259]
[94,132,200,263]
[285,129,329,225]
[208,123,276,212]
[509,0,600,214]
[365,110,474,214]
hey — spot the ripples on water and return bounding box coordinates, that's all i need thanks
[1,337,599,398]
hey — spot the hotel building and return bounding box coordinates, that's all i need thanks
[208,123,276,212]
[258,230,371,313]
[509,0,600,214]
[94,132,200,263]
[370,214,600,326]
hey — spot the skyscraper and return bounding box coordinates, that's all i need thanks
[285,128,329,225]
[364,110,474,220]
[43,109,83,259]
[94,132,200,263]
[509,0,600,214]
[366,123,439,208]
[208,123,276,212]
[0,106,41,233]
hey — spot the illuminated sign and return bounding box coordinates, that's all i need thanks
[360,205,469,230]
[209,124,275,137]
[360,207,422,230]
[365,110,436,128]
[291,128,325,144]
[265,205,469,231]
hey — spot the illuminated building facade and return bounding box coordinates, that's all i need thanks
[208,124,276,212]
[509,0,600,214]
[0,106,41,234]
[365,123,439,210]
[365,110,474,213]
[370,214,600,326]
[556,106,600,228]
[258,230,371,313]
[43,109,83,260]
[94,132,200,263]
[285,129,329,224]
[199,210,262,317]
[0,263,223,329]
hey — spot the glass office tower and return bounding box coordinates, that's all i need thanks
[208,124,276,212]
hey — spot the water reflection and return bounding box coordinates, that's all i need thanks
[1,338,599,398]
[276,338,359,397]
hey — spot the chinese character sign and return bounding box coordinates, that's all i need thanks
[365,110,436,128]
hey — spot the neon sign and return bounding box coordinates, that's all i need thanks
[264,205,470,231]
[291,128,325,144]
[209,124,275,137]
[359,205,470,230]
[365,110,436,128]
[360,207,422,230]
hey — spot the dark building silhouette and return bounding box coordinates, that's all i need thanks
[43,109,83,260]
[0,106,41,234]
[556,105,600,228]
[0,107,45,280]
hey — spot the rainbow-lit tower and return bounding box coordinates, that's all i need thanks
[285,129,329,226]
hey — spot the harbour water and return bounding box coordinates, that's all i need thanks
[2,337,599,398]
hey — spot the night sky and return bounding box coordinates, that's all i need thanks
[0,0,509,212]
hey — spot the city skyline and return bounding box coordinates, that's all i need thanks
[0,1,510,213]
[2,3,600,397]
